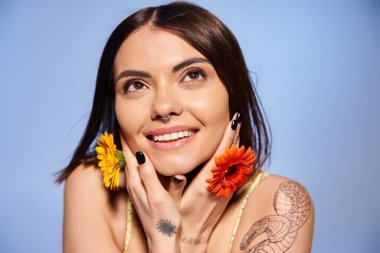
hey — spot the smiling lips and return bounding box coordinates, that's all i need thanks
[152,130,195,142]
[146,126,198,150]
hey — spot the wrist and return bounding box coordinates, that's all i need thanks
[148,225,182,253]
[180,235,207,253]
[149,237,181,253]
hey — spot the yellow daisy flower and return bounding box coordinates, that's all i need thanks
[95,132,125,190]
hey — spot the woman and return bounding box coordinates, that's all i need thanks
[57,2,314,252]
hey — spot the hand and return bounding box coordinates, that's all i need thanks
[171,112,242,253]
[120,136,186,253]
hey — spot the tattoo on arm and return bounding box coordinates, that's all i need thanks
[240,181,311,253]
[181,236,205,245]
[156,219,177,238]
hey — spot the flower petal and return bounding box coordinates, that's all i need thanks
[206,145,256,198]
[95,132,124,190]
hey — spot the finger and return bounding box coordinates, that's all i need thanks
[198,112,242,179]
[232,135,240,147]
[215,111,242,155]
[167,175,187,207]
[135,151,167,204]
[120,133,148,206]
[184,112,242,200]
[120,134,137,181]
[231,125,241,147]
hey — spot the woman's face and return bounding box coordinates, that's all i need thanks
[114,26,230,176]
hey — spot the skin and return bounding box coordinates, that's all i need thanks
[63,25,314,253]
[114,26,230,177]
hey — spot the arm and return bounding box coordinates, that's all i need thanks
[234,176,315,253]
[120,140,183,253]
[63,164,122,253]
[117,114,242,253]
[176,113,243,253]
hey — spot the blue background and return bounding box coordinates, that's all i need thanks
[1,0,379,252]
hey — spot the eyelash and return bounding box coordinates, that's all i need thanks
[121,67,207,94]
[122,80,146,94]
[182,67,207,82]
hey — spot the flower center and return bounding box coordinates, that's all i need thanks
[225,164,238,178]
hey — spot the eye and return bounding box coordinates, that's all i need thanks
[182,68,207,82]
[123,80,148,94]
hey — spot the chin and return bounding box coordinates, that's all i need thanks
[154,162,195,177]
[150,155,203,177]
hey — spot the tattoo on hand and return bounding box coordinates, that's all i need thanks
[156,219,177,238]
[240,181,311,253]
[181,236,205,245]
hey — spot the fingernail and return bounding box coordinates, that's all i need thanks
[173,176,183,184]
[236,112,242,123]
[136,151,145,165]
[231,120,238,130]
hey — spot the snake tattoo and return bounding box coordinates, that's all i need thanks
[240,181,311,253]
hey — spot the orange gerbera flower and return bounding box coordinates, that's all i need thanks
[95,132,125,190]
[206,145,256,198]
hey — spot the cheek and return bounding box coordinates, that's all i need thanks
[115,98,146,149]
[185,84,230,156]
[188,85,230,126]
[187,86,230,169]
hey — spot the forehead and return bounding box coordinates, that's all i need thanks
[114,26,206,73]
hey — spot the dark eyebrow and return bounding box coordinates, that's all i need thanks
[172,57,210,73]
[115,70,151,83]
[115,57,210,83]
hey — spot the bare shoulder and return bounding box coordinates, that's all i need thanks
[64,164,127,253]
[232,173,315,253]
[65,163,104,196]
[64,163,112,216]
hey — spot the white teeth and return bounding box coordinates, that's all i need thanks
[163,134,170,141]
[152,130,194,142]
[170,132,178,139]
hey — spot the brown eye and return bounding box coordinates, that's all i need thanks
[123,81,147,93]
[188,71,200,79]
[183,68,207,82]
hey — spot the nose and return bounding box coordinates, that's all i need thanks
[151,86,183,121]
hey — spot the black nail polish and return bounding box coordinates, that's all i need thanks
[136,151,145,165]
[236,112,242,123]
[173,177,183,184]
[231,120,238,130]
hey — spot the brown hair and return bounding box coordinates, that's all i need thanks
[56,1,271,183]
